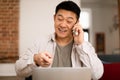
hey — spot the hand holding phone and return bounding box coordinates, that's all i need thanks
[72,22,84,45]
[72,29,79,36]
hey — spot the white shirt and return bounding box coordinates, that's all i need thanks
[15,34,104,80]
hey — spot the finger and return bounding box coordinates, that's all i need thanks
[73,29,79,36]
[44,52,52,58]
[72,24,78,30]
[73,22,81,30]
[76,24,83,33]
[39,57,50,67]
[39,58,44,62]
[42,64,50,67]
[42,53,52,63]
[73,26,80,36]
[41,61,50,67]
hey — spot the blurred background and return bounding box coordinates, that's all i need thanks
[0,0,119,80]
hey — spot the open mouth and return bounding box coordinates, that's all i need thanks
[58,28,67,33]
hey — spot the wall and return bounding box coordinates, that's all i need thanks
[81,0,118,54]
[19,0,80,55]
[0,0,19,63]
[0,0,81,78]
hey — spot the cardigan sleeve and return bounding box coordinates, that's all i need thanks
[75,41,104,80]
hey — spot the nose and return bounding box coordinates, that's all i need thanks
[60,21,67,27]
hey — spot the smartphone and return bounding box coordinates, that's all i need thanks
[72,29,78,36]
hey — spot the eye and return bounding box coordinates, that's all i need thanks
[67,21,72,24]
[67,20,73,25]
[57,18,63,21]
[56,15,63,21]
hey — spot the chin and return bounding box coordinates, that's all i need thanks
[57,34,66,38]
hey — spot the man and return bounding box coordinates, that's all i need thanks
[15,1,103,80]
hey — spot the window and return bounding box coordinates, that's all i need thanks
[83,29,89,41]
[80,8,91,41]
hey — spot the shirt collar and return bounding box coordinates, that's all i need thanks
[48,33,56,42]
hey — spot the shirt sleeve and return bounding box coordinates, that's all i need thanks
[75,41,104,80]
[15,42,39,78]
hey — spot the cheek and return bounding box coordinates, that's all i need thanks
[54,23,58,29]
[54,23,59,31]
[54,21,61,29]
[68,26,74,30]
[68,26,74,34]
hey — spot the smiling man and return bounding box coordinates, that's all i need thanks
[15,1,103,80]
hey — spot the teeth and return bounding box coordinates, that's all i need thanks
[59,28,66,32]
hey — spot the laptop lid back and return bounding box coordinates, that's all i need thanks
[32,67,91,80]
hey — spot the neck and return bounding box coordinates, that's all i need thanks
[56,35,73,46]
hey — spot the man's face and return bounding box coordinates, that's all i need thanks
[54,9,77,39]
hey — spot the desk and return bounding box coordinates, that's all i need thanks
[0,64,17,80]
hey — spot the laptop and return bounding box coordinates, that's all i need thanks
[32,67,91,80]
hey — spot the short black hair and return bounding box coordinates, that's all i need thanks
[55,1,81,20]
